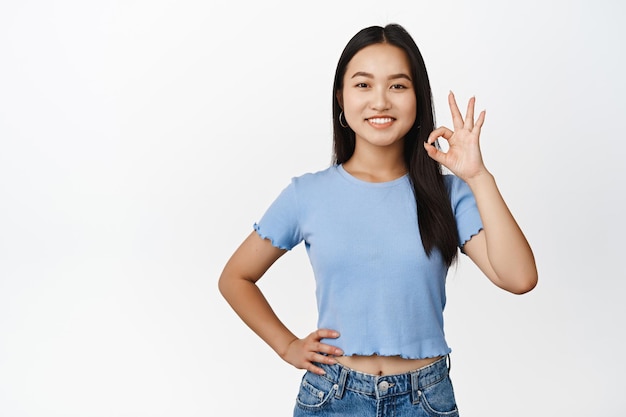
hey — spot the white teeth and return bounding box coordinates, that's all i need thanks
[369,118,393,124]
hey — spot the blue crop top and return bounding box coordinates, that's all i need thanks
[254,165,483,359]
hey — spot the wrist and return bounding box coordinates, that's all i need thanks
[464,169,493,188]
[276,336,299,360]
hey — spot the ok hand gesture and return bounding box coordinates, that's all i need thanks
[424,91,488,181]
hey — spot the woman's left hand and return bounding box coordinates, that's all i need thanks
[424,91,488,181]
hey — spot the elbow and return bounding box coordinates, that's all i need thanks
[217,270,232,299]
[507,271,538,295]
[218,267,256,300]
[217,274,225,296]
[217,275,226,299]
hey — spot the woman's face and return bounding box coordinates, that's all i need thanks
[339,43,417,151]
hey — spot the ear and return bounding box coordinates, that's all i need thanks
[335,90,343,108]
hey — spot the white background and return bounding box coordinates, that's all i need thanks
[1,1,625,416]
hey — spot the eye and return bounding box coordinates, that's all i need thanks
[390,84,407,90]
[355,82,369,88]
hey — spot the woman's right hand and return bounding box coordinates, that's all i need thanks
[281,329,343,375]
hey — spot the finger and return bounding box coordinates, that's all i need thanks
[473,109,486,136]
[309,330,343,357]
[311,351,339,365]
[423,139,447,165]
[313,329,340,340]
[426,126,453,145]
[307,362,327,375]
[465,96,476,130]
[304,351,341,376]
[315,342,344,357]
[448,91,464,130]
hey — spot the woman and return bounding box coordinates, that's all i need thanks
[218,23,537,416]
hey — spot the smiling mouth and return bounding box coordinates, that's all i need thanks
[367,117,395,125]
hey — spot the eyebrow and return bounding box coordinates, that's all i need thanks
[350,71,412,82]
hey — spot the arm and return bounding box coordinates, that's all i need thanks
[460,174,537,294]
[424,92,537,294]
[218,231,343,374]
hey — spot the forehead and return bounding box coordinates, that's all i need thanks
[345,43,411,76]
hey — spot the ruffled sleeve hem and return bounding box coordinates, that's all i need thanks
[459,226,484,254]
[253,223,292,251]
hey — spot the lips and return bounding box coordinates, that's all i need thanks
[366,116,395,127]
[367,117,394,124]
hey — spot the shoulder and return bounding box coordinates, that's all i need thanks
[265,166,339,208]
[290,165,341,189]
[443,174,477,209]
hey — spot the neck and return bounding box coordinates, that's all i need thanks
[342,142,406,183]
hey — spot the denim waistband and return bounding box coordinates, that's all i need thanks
[315,356,450,401]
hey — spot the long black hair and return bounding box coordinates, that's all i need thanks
[332,24,458,266]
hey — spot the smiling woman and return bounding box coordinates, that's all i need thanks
[339,43,417,158]
[218,23,537,417]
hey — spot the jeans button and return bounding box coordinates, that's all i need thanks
[378,381,389,391]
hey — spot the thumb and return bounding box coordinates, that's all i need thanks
[423,140,446,164]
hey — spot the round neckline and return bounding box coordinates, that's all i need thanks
[336,164,408,187]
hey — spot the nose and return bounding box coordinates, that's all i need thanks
[371,86,391,111]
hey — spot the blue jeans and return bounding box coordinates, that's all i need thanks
[293,356,458,417]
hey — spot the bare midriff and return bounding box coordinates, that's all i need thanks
[336,355,442,376]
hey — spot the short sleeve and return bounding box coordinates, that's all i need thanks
[446,175,484,248]
[253,180,303,250]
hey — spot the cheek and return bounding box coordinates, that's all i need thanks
[341,91,363,110]
[342,96,367,123]
[403,98,418,123]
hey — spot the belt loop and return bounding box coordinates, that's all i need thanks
[410,370,421,404]
[334,366,349,399]
[446,354,452,374]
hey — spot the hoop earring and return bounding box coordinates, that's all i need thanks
[339,111,349,128]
